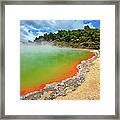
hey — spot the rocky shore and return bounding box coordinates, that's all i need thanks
[56,57,100,100]
[20,50,100,100]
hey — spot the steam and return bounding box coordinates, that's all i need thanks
[20,42,69,54]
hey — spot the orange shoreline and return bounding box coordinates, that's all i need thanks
[20,51,96,96]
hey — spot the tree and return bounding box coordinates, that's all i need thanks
[84,25,90,30]
[34,26,100,50]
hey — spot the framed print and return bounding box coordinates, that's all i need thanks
[0,0,119,119]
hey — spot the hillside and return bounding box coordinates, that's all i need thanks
[34,25,100,50]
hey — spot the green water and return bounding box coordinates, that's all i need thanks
[20,44,91,90]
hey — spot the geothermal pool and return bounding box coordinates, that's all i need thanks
[20,44,92,95]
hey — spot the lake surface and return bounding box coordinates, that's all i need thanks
[20,44,91,92]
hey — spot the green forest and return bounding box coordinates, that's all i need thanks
[34,25,100,50]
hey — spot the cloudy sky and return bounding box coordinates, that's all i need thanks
[20,20,100,42]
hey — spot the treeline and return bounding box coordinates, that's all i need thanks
[34,25,100,50]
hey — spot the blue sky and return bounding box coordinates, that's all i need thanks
[20,20,100,42]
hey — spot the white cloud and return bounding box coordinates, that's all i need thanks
[83,23,96,29]
[20,20,91,42]
[20,25,36,42]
